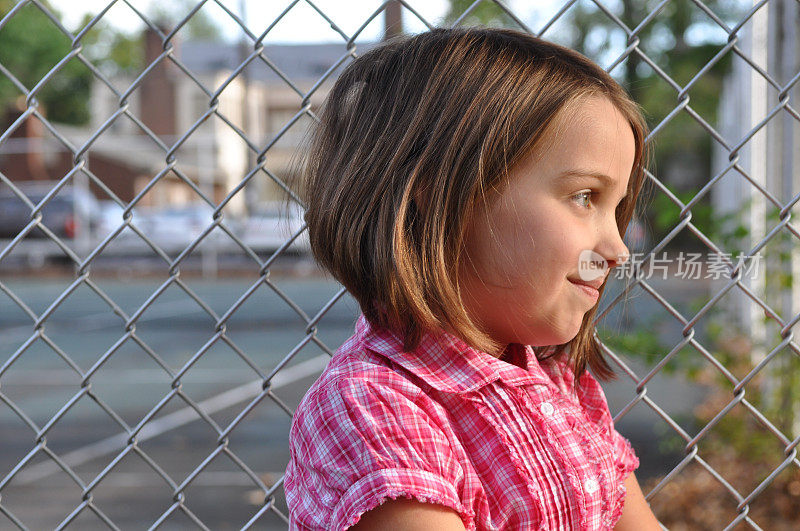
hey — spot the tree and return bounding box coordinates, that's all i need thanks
[77,0,227,78]
[568,0,741,184]
[0,0,92,124]
[0,0,225,126]
[148,0,225,42]
[443,0,517,28]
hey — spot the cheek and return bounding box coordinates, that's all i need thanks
[464,202,583,287]
[503,233,568,296]
[527,222,592,293]
[483,214,545,281]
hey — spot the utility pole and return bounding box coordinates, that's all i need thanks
[240,0,257,215]
[383,1,403,41]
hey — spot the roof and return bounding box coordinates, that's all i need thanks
[179,40,382,83]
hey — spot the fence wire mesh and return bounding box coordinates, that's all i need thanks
[0,0,798,529]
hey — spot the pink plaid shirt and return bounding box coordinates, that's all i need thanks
[285,314,639,530]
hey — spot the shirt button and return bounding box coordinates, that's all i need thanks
[584,478,599,494]
[539,402,555,416]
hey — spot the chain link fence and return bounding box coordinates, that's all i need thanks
[0,0,798,529]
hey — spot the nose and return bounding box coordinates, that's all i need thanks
[597,219,630,271]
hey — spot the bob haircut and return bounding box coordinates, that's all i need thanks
[293,26,650,387]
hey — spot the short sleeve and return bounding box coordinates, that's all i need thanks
[575,370,640,485]
[284,375,473,530]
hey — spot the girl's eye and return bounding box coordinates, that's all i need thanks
[571,191,594,209]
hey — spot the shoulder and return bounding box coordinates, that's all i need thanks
[285,345,471,530]
[289,344,455,463]
[291,346,438,436]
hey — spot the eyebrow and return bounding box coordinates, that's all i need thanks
[559,169,629,200]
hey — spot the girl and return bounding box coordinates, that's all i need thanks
[284,27,661,530]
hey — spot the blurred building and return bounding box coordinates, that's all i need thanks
[1,27,377,215]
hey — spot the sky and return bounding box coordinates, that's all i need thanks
[42,0,734,78]
[48,0,554,44]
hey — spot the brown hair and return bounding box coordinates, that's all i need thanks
[291,27,650,388]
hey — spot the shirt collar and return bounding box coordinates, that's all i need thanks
[354,313,558,394]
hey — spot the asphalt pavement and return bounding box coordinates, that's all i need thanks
[0,270,712,529]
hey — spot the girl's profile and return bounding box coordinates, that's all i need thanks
[284,26,661,530]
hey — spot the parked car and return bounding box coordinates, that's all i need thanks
[96,200,127,239]
[131,202,235,252]
[238,202,309,254]
[0,181,101,240]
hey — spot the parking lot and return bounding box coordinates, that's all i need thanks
[0,182,310,272]
[0,267,715,528]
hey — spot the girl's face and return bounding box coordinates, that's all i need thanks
[459,95,635,349]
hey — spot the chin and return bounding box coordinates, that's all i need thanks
[527,328,578,348]
[500,315,581,346]
[555,332,580,346]
[554,324,582,345]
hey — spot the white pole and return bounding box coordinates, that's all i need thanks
[746,0,769,402]
[777,0,800,438]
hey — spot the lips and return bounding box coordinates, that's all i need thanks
[567,276,606,290]
[569,278,601,302]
